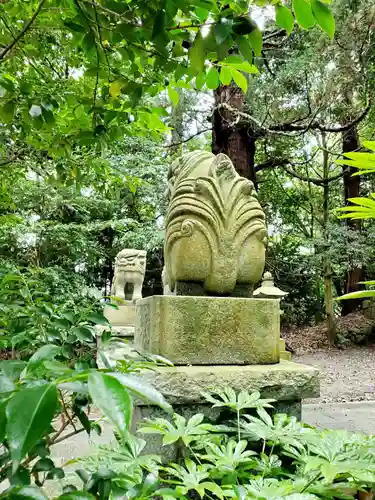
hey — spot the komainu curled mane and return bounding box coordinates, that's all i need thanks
[164,151,267,296]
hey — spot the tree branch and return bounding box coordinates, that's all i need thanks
[165,127,212,148]
[281,164,347,186]
[255,157,289,172]
[0,0,47,62]
[217,90,372,137]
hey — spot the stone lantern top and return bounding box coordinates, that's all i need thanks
[253,272,288,299]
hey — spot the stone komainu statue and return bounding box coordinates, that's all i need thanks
[111,249,147,301]
[164,151,267,296]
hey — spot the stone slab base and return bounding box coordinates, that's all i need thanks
[135,295,280,365]
[133,361,319,459]
[96,325,134,339]
[136,360,319,405]
[104,304,136,326]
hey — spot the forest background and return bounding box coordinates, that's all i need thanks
[1,0,373,348]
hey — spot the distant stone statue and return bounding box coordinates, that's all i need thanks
[111,249,147,301]
[164,151,267,296]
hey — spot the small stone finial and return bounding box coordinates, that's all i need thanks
[253,272,288,299]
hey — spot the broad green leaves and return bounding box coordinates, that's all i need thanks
[281,0,336,38]
[292,0,316,29]
[88,372,132,439]
[0,0,335,155]
[111,373,172,414]
[311,0,336,39]
[6,384,58,472]
[206,67,220,90]
[231,69,248,93]
[276,5,295,35]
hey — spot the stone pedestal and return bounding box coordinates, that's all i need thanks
[96,304,137,367]
[133,294,319,457]
[133,361,319,458]
[135,296,280,365]
[104,304,136,327]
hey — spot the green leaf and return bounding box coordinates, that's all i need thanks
[0,374,15,395]
[23,345,60,376]
[276,5,294,35]
[189,31,205,72]
[6,383,58,473]
[109,80,122,98]
[220,66,232,85]
[195,70,206,90]
[214,22,232,45]
[248,28,262,57]
[206,67,220,90]
[32,458,54,472]
[293,0,316,29]
[0,401,6,441]
[236,36,253,63]
[337,290,375,300]
[168,86,179,106]
[311,0,335,38]
[0,361,26,381]
[231,69,248,93]
[86,313,109,326]
[88,372,132,438]
[5,486,48,499]
[110,372,172,413]
[72,326,95,342]
[152,10,166,39]
[222,55,258,73]
[58,493,95,500]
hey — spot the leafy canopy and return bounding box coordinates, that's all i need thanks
[0,0,334,157]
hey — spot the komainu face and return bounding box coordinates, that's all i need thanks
[115,249,147,275]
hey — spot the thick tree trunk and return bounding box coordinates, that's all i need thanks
[212,84,257,185]
[341,125,364,315]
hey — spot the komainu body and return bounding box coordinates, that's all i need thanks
[111,249,146,301]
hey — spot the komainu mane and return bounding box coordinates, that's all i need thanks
[164,151,267,296]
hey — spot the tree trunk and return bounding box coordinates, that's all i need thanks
[322,137,336,343]
[212,84,257,185]
[341,125,364,315]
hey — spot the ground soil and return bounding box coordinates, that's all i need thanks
[283,312,375,403]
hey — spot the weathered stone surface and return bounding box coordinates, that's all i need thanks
[136,361,320,405]
[104,304,136,326]
[164,151,267,296]
[96,325,134,338]
[135,295,280,365]
[111,249,147,301]
[280,351,292,361]
[162,266,175,296]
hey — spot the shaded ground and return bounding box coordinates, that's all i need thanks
[282,311,375,403]
[296,347,375,403]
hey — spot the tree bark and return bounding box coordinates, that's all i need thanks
[322,136,336,343]
[212,84,257,185]
[341,124,364,315]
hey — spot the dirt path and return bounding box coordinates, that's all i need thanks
[296,346,375,403]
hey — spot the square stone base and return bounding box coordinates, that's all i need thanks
[104,304,136,326]
[133,361,319,459]
[135,296,280,365]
